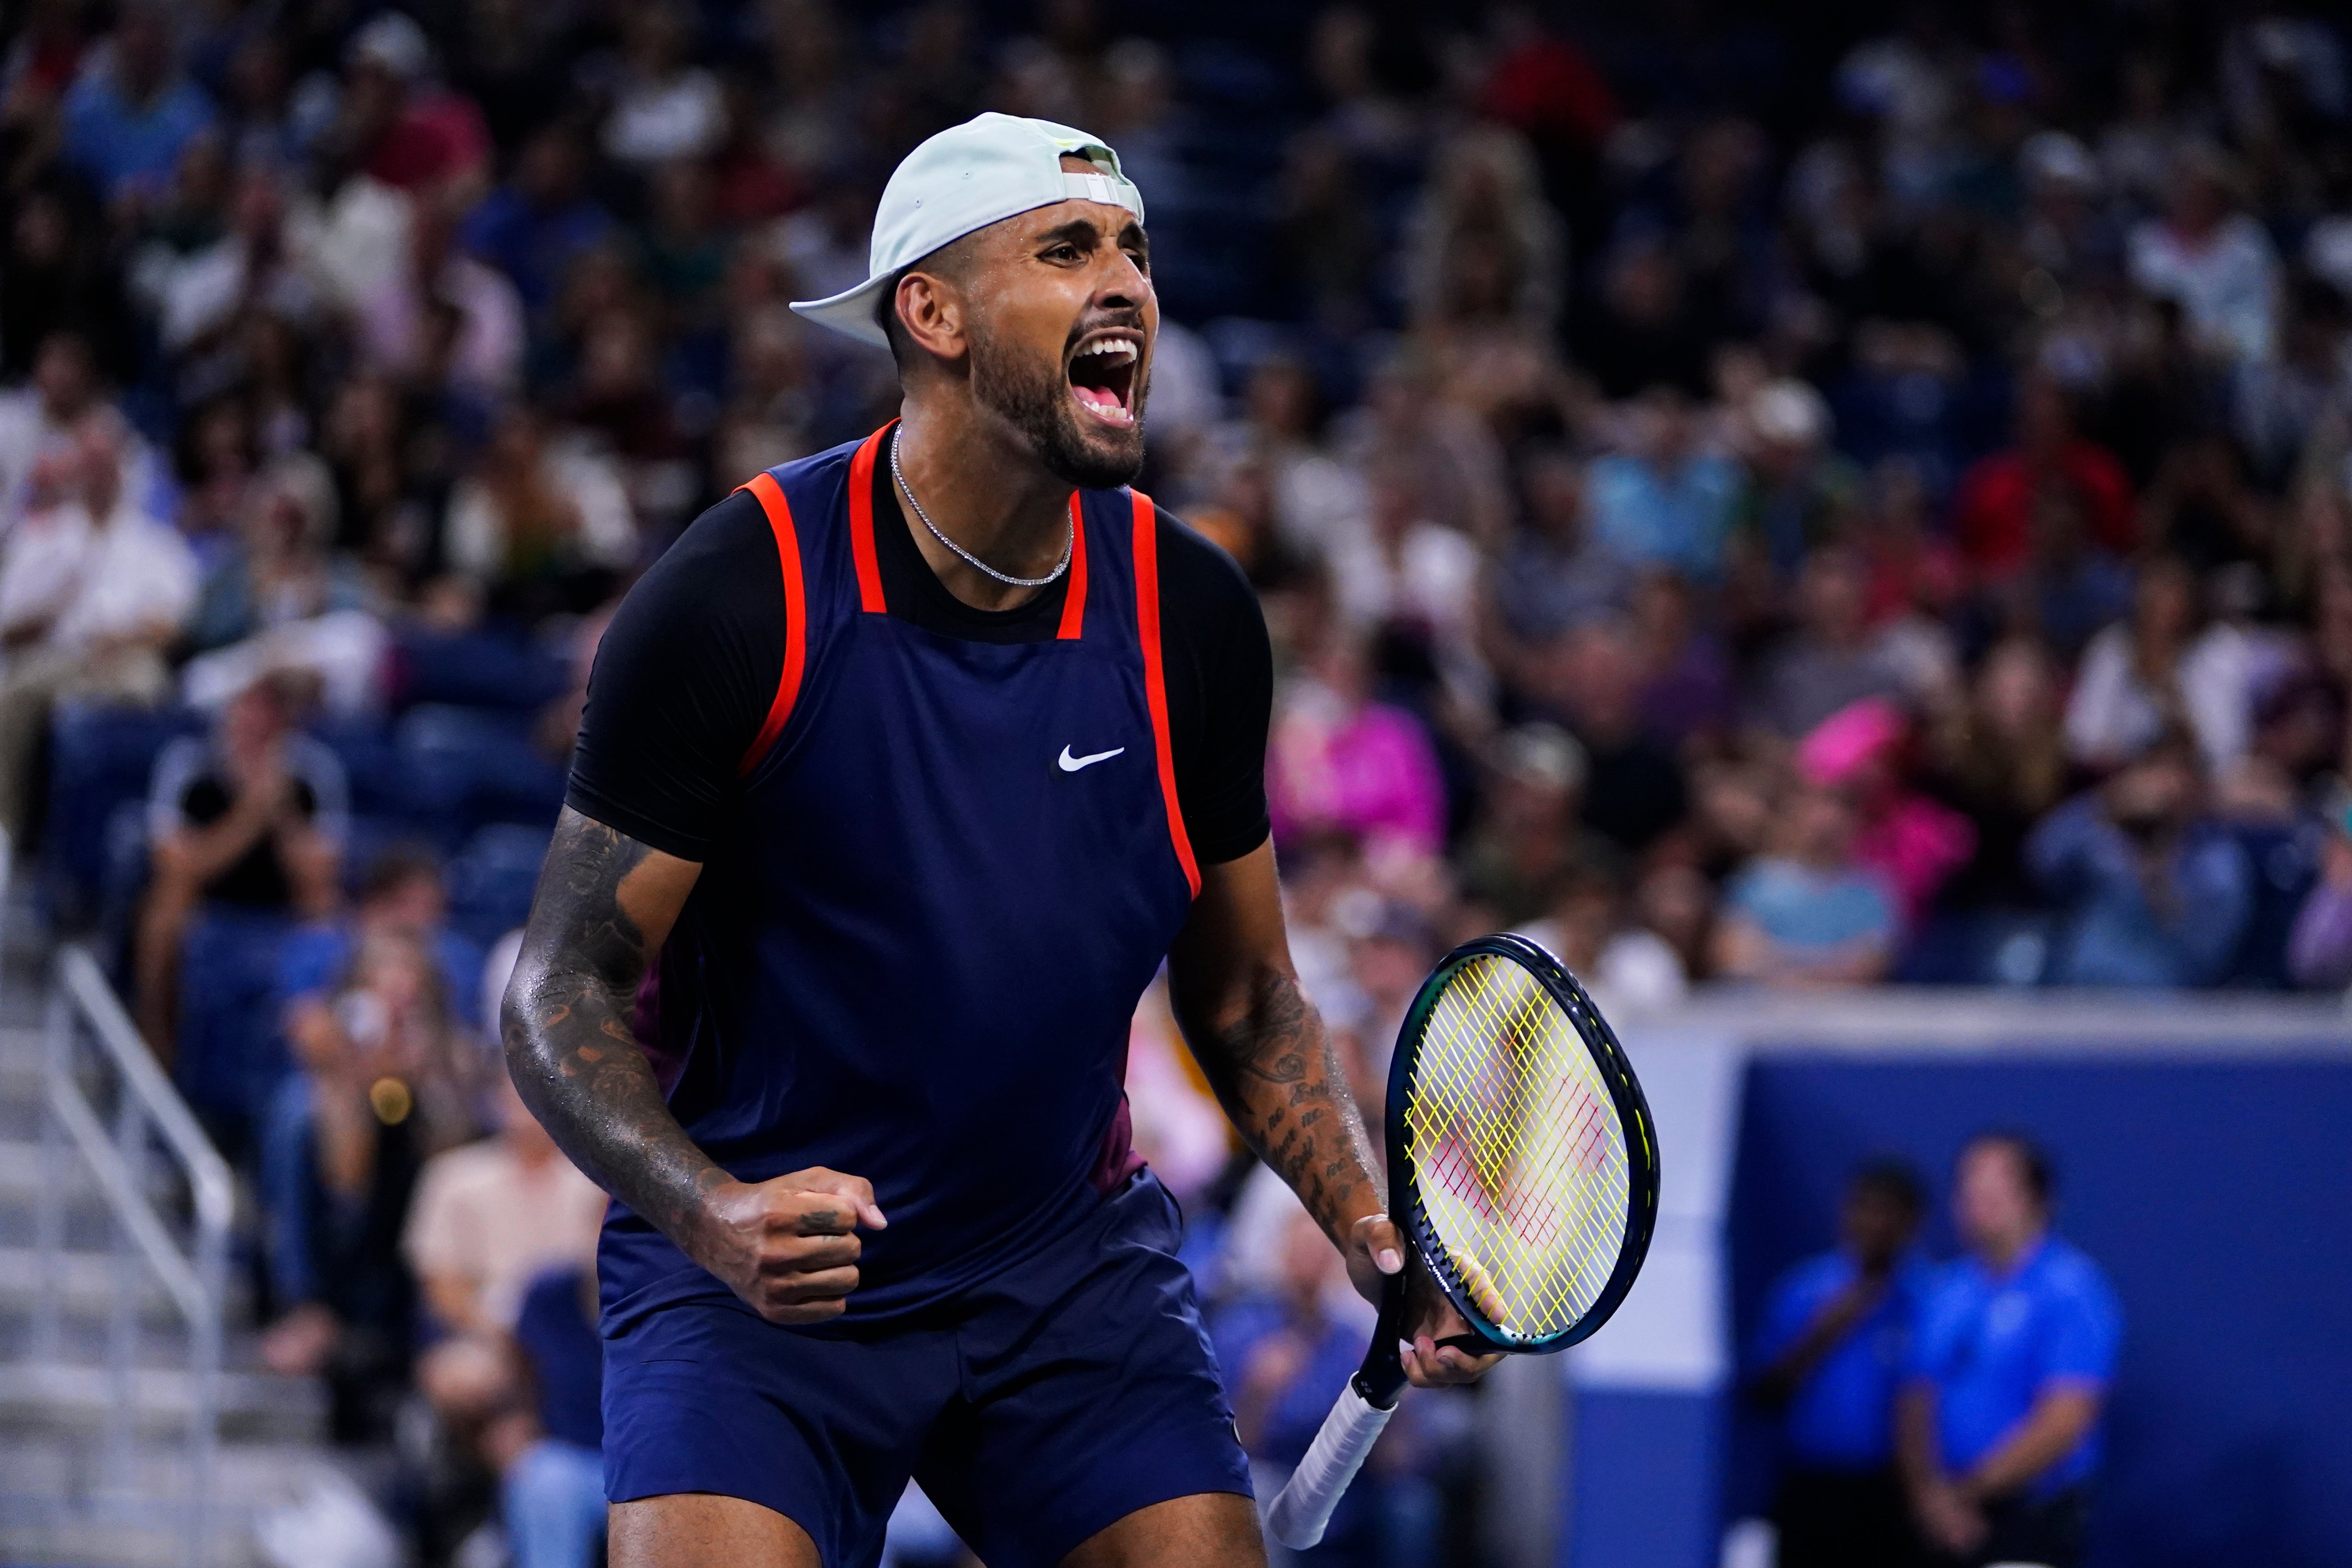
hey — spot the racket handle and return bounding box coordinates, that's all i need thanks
[1265,1383,1395,1549]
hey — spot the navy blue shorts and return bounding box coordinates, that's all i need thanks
[601,1171,1251,1568]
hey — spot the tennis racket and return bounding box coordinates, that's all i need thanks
[1265,932,1660,1549]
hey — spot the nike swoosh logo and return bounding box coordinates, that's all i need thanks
[1058,745,1126,772]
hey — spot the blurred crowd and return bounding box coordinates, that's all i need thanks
[6,0,2352,1564]
[1211,4,2352,1007]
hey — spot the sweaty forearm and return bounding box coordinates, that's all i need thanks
[505,956,725,1244]
[501,809,719,1253]
[1182,965,1383,1243]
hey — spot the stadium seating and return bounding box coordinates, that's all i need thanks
[445,822,555,955]
[39,701,205,928]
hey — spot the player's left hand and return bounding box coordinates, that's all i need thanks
[1345,1213,1505,1389]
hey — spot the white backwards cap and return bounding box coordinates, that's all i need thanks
[790,112,1145,350]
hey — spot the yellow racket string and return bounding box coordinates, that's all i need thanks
[1403,954,1631,1341]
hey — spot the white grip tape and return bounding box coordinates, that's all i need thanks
[1265,1384,1394,1549]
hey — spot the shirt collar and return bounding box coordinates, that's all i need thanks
[1973,1230,2053,1288]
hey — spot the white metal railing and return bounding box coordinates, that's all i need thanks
[32,943,233,1568]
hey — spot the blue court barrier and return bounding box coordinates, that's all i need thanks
[1556,992,2352,1568]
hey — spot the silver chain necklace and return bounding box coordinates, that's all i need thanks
[889,428,1072,590]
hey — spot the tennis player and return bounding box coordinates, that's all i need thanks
[504,112,1496,1568]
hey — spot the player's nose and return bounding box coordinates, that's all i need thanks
[1092,248,1150,308]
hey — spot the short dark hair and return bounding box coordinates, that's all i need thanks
[874,263,917,362]
[37,327,94,367]
[1961,1130,2054,1206]
[1848,1157,1926,1217]
[360,842,444,905]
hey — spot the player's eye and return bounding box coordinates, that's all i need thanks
[1043,242,1082,263]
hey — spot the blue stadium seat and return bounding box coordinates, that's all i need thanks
[394,704,568,845]
[309,715,405,820]
[1896,909,2056,986]
[39,701,206,927]
[100,797,154,943]
[444,822,552,953]
[2228,821,2323,989]
[388,627,572,714]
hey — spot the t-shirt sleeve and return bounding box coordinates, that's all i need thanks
[147,735,209,839]
[565,489,785,861]
[1154,513,1273,866]
[2039,1269,2121,1387]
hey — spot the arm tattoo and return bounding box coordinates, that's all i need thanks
[502,809,722,1252]
[1184,968,1382,1241]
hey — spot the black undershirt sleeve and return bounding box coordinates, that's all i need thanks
[566,489,782,861]
[566,475,1271,867]
[1153,517,1274,866]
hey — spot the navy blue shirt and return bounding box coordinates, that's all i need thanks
[568,448,1270,867]
[1905,1236,2121,1496]
[584,434,1251,1329]
[1748,1250,1929,1471]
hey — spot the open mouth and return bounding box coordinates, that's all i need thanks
[1066,333,1140,429]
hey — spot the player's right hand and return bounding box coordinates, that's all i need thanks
[692,1167,888,1324]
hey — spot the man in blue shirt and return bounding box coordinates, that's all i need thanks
[1747,1160,1929,1568]
[1586,385,1743,581]
[459,125,615,321]
[2025,734,2253,986]
[60,2,216,207]
[1900,1133,2121,1568]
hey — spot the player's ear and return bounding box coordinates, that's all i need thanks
[894,270,969,365]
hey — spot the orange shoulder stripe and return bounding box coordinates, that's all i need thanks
[847,425,889,613]
[737,471,808,776]
[1130,490,1200,897]
[1056,492,1088,640]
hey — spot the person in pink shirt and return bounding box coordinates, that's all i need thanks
[1268,627,1447,863]
[1798,696,1976,934]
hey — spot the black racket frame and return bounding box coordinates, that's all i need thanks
[1353,932,1661,1407]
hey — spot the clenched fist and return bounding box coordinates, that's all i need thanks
[688,1167,887,1324]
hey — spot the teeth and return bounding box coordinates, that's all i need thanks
[1078,339,1138,363]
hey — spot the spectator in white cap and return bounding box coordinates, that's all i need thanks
[332,8,488,199]
[1739,377,1859,585]
[2127,142,2279,365]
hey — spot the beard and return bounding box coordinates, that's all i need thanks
[969,319,1148,490]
